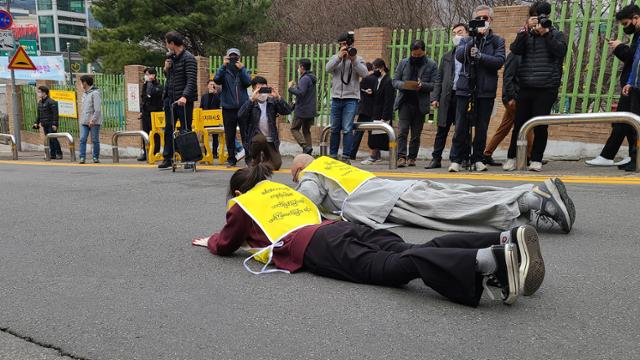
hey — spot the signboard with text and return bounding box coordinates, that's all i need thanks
[50,90,78,118]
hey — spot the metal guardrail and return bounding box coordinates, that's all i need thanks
[112,131,150,163]
[517,112,640,172]
[45,132,75,162]
[320,121,398,169]
[0,133,18,160]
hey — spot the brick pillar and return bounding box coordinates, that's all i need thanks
[124,65,145,131]
[354,27,392,65]
[257,42,288,93]
[196,56,210,101]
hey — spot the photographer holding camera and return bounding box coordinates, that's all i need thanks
[326,32,369,164]
[448,5,505,173]
[214,48,252,167]
[503,1,567,172]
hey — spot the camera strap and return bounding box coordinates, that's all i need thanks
[341,60,353,85]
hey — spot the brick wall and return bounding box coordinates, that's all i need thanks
[257,42,288,93]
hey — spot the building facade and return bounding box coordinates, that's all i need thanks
[36,0,90,53]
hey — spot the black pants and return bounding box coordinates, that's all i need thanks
[432,94,457,160]
[450,96,493,163]
[507,88,558,162]
[350,114,372,159]
[222,108,247,165]
[600,93,638,159]
[303,222,500,307]
[141,110,161,155]
[163,99,194,161]
[43,123,62,156]
[397,103,426,160]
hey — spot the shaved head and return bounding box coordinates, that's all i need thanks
[291,154,314,182]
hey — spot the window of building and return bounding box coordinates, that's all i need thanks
[40,37,56,51]
[37,0,53,10]
[58,23,87,36]
[57,0,85,13]
[57,16,86,23]
[59,38,85,52]
[38,16,54,34]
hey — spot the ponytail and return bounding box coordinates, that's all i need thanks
[227,163,274,198]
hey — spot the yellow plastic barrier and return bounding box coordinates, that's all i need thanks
[193,108,227,165]
[149,112,166,164]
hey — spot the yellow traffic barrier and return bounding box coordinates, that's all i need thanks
[149,112,166,164]
[193,108,227,165]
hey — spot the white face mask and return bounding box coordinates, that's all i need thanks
[257,94,269,103]
[480,22,491,32]
[453,35,464,46]
[144,75,150,82]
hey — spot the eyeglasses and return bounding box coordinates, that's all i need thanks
[475,16,490,21]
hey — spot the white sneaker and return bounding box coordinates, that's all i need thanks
[475,161,488,172]
[528,161,543,172]
[585,155,614,166]
[503,158,516,171]
[448,162,461,172]
[235,148,246,161]
[614,156,632,166]
[361,157,379,165]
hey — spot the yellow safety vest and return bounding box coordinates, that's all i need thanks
[300,156,376,195]
[228,180,322,274]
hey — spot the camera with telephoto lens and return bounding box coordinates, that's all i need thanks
[345,31,357,57]
[468,19,486,38]
[538,14,552,28]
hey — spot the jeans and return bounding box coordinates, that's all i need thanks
[450,96,494,164]
[397,102,426,160]
[431,94,456,160]
[507,88,558,162]
[163,99,194,161]
[79,124,100,159]
[329,98,358,157]
[290,116,314,150]
[43,124,62,156]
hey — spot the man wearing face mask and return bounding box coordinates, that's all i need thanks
[139,68,163,161]
[393,40,439,168]
[239,76,292,170]
[214,48,252,167]
[288,59,317,155]
[159,31,198,169]
[589,4,640,172]
[503,1,567,172]
[427,23,469,169]
[32,86,62,160]
[449,5,505,173]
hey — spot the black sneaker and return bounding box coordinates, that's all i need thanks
[484,244,520,305]
[137,153,146,162]
[93,157,100,164]
[532,179,572,233]
[508,226,545,296]
[425,158,442,169]
[226,161,237,168]
[303,146,313,155]
[484,155,502,167]
[340,156,351,165]
[552,178,576,227]
[158,160,172,169]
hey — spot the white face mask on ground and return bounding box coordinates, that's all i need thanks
[453,35,464,46]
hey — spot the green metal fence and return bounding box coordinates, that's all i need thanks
[285,43,340,126]
[20,73,126,135]
[210,56,259,77]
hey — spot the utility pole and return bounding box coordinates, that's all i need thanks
[67,41,72,85]
[6,0,20,150]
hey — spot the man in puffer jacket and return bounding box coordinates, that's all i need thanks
[33,86,62,159]
[503,1,567,172]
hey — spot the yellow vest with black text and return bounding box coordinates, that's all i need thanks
[227,180,322,264]
[300,156,376,195]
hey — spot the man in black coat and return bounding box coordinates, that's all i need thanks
[32,86,62,159]
[503,1,567,172]
[349,62,375,160]
[427,23,469,169]
[238,76,292,170]
[288,58,317,155]
[200,80,222,159]
[361,58,396,165]
[139,67,163,161]
[159,31,198,169]
[585,4,639,171]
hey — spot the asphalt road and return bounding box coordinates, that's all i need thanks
[1,163,639,360]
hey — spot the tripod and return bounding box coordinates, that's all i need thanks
[464,34,481,172]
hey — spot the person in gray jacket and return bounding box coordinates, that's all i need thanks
[449,5,505,173]
[288,58,317,155]
[427,23,469,169]
[393,40,439,167]
[78,75,102,164]
[325,32,369,163]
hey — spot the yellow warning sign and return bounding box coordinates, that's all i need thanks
[8,46,36,70]
[50,90,77,118]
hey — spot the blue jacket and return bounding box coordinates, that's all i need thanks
[455,31,505,98]
[213,65,252,110]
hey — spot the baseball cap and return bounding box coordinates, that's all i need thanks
[226,48,241,57]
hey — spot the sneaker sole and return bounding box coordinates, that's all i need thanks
[553,178,576,227]
[543,179,572,233]
[503,243,520,305]
[517,226,545,296]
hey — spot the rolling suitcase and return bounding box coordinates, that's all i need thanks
[170,102,203,172]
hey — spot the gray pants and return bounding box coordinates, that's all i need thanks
[291,116,313,149]
[387,180,534,232]
[397,102,426,160]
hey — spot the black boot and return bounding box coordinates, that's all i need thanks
[158,159,172,169]
[424,158,442,169]
[484,155,502,167]
[624,147,637,172]
[137,150,147,162]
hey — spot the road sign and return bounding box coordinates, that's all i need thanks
[18,39,37,56]
[0,9,12,30]
[0,29,14,51]
[8,46,36,70]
